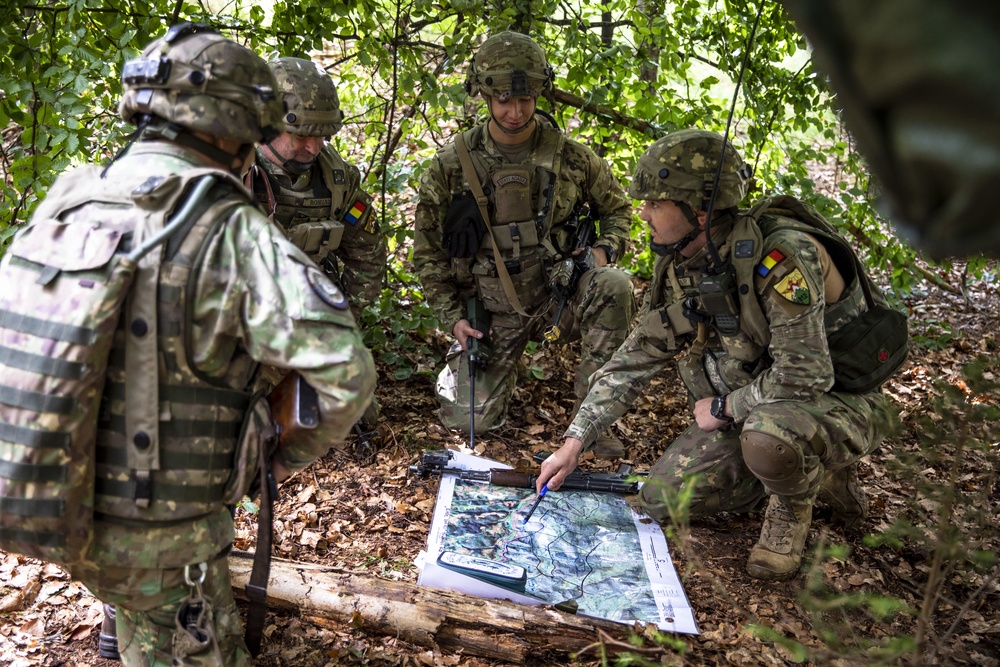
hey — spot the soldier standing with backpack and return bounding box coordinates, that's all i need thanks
[537,129,904,581]
[0,25,374,664]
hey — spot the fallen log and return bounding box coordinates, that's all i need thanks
[228,552,636,663]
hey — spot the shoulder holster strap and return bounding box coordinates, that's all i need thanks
[454,132,540,319]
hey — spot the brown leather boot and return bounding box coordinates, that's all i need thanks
[817,464,868,531]
[98,603,120,660]
[746,495,813,581]
[591,430,626,460]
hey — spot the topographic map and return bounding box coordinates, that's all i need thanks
[418,451,698,634]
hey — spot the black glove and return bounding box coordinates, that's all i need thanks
[442,190,487,258]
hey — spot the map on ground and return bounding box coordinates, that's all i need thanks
[417,451,698,634]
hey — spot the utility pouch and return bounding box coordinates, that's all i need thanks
[491,168,533,224]
[827,304,909,393]
[443,190,487,259]
[488,220,540,255]
[285,219,345,258]
[474,259,549,315]
[665,299,696,337]
[698,271,741,336]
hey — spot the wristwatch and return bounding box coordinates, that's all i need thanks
[595,243,617,265]
[710,394,733,422]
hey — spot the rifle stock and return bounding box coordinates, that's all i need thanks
[267,372,319,445]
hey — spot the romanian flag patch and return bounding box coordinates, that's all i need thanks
[343,200,367,225]
[756,249,785,277]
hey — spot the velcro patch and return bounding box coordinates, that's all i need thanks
[773,268,811,305]
[756,249,785,277]
[343,200,367,225]
[305,264,349,310]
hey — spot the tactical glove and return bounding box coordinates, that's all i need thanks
[442,190,487,258]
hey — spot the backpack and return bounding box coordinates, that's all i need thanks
[731,195,909,393]
[0,166,225,567]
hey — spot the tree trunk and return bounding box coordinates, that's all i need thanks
[229,553,633,663]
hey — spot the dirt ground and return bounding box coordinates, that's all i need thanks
[0,268,997,666]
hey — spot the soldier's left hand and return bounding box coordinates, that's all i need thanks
[693,397,728,432]
[574,246,609,267]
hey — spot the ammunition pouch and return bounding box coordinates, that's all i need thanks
[487,219,541,258]
[443,190,487,259]
[285,219,345,262]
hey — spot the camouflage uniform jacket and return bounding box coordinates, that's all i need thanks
[89,142,375,570]
[248,144,386,318]
[565,209,869,450]
[413,117,632,328]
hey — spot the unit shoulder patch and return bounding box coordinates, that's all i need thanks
[305,264,349,310]
[774,267,811,305]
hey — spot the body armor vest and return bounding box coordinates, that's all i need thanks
[451,122,569,315]
[248,144,371,267]
[648,198,873,399]
[94,184,257,525]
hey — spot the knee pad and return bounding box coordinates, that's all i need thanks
[740,430,811,496]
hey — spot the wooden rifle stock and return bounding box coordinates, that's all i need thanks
[267,372,319,444]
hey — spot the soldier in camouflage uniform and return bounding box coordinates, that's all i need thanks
[413,32,636,453]
[66,26,373,664]
[245,56,385,429]
[537,130,892,581]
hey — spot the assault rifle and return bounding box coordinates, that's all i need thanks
[543,205,597,345]
[268,371,319,444]
[466,297,491,447]
[410,449,641,495]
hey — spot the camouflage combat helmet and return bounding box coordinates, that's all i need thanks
[630,129,752,211]
[119,23,284,145]
[465,31,554,100]
[269,57,344,137]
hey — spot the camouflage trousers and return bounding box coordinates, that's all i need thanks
[639,391,890,523]
[436,266,636,433]
[76,552,250,666]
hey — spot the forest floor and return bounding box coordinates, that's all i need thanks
[0,264,997,667]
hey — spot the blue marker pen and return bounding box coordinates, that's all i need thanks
[521,484,548,525]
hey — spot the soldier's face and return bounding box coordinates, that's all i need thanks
[266,132,327,163]
[640,200,705,254]
[488,95,536,132]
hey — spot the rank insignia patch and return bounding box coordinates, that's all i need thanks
[774,268,811,305]
[305,265,349,310]
[343,200,367,225]
[756,249,785,277]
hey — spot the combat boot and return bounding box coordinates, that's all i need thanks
[591,430,626,460]
[817,464,868,531]
[98,603,120,660]
[746,494,813,581]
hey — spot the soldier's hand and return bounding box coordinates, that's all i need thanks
[537,438,584,492]
[693,396,728,432]
[453,318,485,352]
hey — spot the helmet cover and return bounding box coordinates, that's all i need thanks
[465,31,554,100]
[269,57,344,137]
[629,129,752,210]
[119,23,285,144]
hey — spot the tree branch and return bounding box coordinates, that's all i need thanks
[551,87,666,138]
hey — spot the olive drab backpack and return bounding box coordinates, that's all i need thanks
[0,166,227,568]
[731,195,910,393]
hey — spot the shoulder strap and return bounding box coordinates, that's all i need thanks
[731,201,771,347]
[454,132,540,319]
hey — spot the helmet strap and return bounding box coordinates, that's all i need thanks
[264,141,315,176]
[669,201,705,255]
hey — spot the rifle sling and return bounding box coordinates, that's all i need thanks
[454,133,541,319]
[243,428,277,657]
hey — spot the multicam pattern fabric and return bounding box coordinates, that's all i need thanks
[68,141,373,664]
[252,144,386,320]
[465,31,553,99]
[415,119,635,432]
[565,206,891,519]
